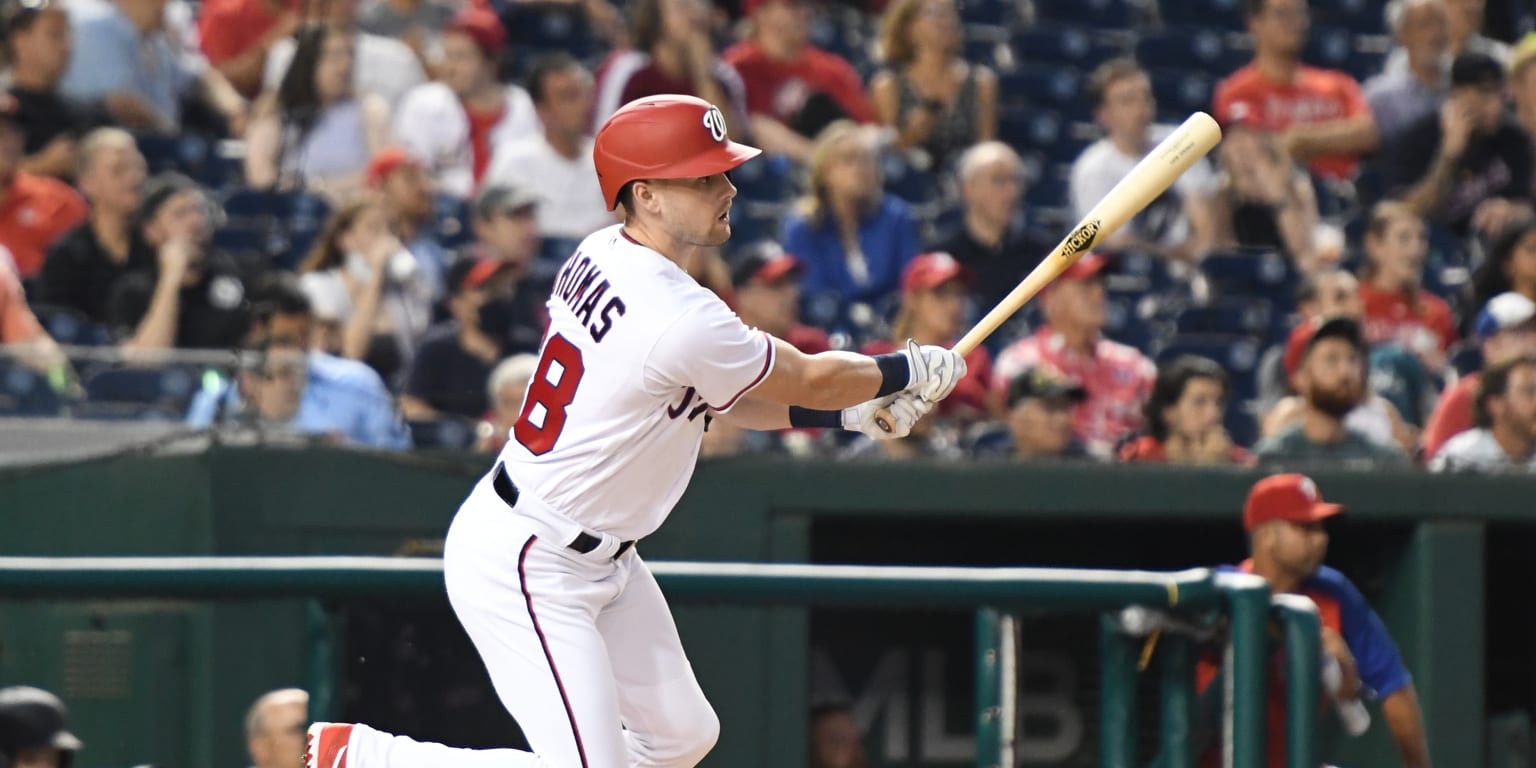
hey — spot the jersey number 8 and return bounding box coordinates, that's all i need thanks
[514,333,586,455]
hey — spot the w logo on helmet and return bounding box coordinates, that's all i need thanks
[702,105,728,143]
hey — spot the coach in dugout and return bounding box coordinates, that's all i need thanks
[1196,474,1431,768]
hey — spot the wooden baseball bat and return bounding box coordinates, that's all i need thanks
[876,111,1223,433]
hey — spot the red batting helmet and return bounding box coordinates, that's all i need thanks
[593,94,762,210]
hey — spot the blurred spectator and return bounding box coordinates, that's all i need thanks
[0,92,87,280]
[476,352,536,453]
[1210,121,1322,271]
[1257,270,1438,429]
[60,0,247,135]
[1120,355,1253,465]
[394,6,540,199]
[860,252,991,422]
[1383,52,1533,239]
[1471,215,1536,310]
[245,688,307,768]
[197,0,299,98]
[400,254,544,421]
[1073,59,1218,263]
[722,0,873,161]
[727,241,829,354]
[486,54,613,242]
[808,700,867,768]
[1385,0,1509,74]
[188,322,412,450]
[934,141,1051,313]
[991,254,1156,457]
[1198,474,1430,768]
[110,173,250,350]
[1213,0,1377,181]
[1422,291,1536,456]
[298,196,432,383]
[262,0,425,107]
[782,121,919,313]
[356,0,452,65]
[1357,201,1456,372]
[368,147,449,298]
[1430,354,1536,471]
[869,0,996,170]
[1512,34,1536,143]
[0,250,69,383]
[1254,316,1409,465]
[1364,0,1450,147]
[244,25,391,198]
[3,0,97,179]
[592,0,748,135]
[977,365,1091,461]
[37,128,151,323]
[0,687,83,768]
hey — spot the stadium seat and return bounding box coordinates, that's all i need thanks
[1101,292,1159,352]
[1134,27,1247,74]
[882,153,943,206]
[501,3,594,61]
[731,154,795,204]
[999,67,1082,108]
[1011,25,1124,67]
[0,357,63,416]
[1302,27,1352,69]
[539,237,583,265]
[84,365,203,411]
[1448,341,1483,376]
[1147,69,1215,118]
[406,418,477,451]
[1173,298,1275,338]
[434,196,474,249]
[136,134,222,187]
[1031,0,1143,28]
[958,0,1021,27]
[1199,247,1297,299]
[30,304,114,347]
[1157,0,1243,30]
[1154,332,1264,404]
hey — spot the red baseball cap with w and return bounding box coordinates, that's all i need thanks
[1242,473,1344,532]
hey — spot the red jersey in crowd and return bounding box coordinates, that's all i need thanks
[198,0,293,70]
[992,327,1156,453]
[1117,435,1254,464]
[721,40,873,125]
[0,172,88,279]
[1358,282,1457,358]
[862,338,992,419]
[1423,374,1478,460]
[1213,64,1372,180]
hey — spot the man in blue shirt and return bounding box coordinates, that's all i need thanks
[186,280,411,450]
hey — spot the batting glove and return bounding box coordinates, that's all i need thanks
[842,392,933,439]
[903,339,967,403]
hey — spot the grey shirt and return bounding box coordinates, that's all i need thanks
[1363,67,1447,144]
[1429,428,1536,472]
[1255,423,1409,467]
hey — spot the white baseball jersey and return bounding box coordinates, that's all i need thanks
[496,224,775,541]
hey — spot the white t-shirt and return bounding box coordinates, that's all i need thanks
[485,135,616,241]
[393,82,541,199]
[497,225,775,540]
[1070,125,1218,250]
[1430,428,1536,473]
[264,32,424,107]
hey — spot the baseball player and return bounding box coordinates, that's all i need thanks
[306,94,966,768]
[0,686,84,768]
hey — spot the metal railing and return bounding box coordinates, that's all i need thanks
[0,557,1318,768]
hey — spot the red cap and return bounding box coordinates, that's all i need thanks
[902,252,971,294]
[1243,473,1344,531]
[1059,252,1109,282]
[366,147,419,188]
[443,6,506,58]
[1282,315,1365,378]
[593,94,761,210]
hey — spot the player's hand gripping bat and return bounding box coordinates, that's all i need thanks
[875,111,1223,433]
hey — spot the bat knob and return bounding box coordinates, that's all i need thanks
[874,414,893,433]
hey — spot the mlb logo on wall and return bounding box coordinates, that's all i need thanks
[703,106,727,142]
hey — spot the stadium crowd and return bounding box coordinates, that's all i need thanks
[0,0,1534,471]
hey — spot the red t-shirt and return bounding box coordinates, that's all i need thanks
[862,338,993,419]
[1117,435,1254,464]
[0,172,88,279]
[721,40,874,125]
[1423,374,1477,460]
[991,328,1157,453]
[465,104,507,190]
[1212,64,1371,180]
[198,0,289,65]
[1359,282,1457,356]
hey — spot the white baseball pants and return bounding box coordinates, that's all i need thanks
[345,473,720,768]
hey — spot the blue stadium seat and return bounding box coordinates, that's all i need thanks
[882,154,942,206]
[0,358,63,416]
[1011,26,1123,67]
[732,202,788,246]
[1101,292,1158,352]
[137,134,222,187]
[1153,332,1263,401]
[1312,0,1385,34]
[539,237,583,264]
[1032,0,1142,27]
[1173,298,1275,337]
[958,0,1020,26]
[31,304,114,346]
[1200,247,1297,299]
[1448,341,1483,376]
[1302,27,1352,69]
[502,4,594,60]
[1134,27,1249,75]
[84,365,203,410]
[434,196,474,249]
[1158,0,1243,30]
[1147,69,1215,118]
[999,67,1082,108]
[407,418,477,451]
[732,154,795,204]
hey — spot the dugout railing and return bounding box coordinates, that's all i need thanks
[0,557,1321,768]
